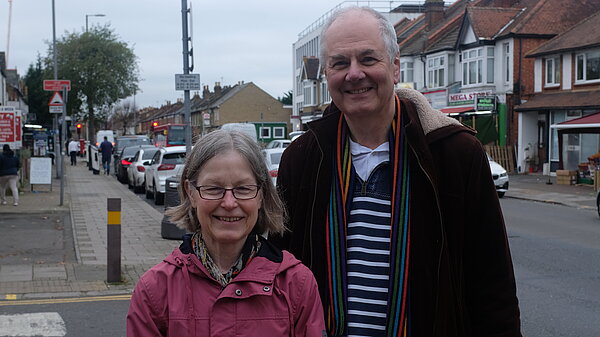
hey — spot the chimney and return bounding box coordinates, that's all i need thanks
[425,0,444,28]
[214,82,222,96]
[203,85,211,99]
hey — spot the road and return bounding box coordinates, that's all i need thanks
[501,198,600,337]
[2,197,598,336]
[0,295,130,337]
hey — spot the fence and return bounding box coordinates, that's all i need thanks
[484,145,516,173]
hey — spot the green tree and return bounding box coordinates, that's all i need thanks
[278,90,293,105]
[23,55,53,127]
[45,25,139,137]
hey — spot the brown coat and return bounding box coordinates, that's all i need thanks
[273,88,521,336]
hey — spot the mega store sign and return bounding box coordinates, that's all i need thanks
[448,91,493,106]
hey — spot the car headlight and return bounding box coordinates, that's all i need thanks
[500,172,508,177]
[168,181,179,188]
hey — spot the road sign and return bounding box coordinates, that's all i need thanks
[49,106,63,114]
[175,74,200,91]
[48,92,65,106]
[43,80,71,91]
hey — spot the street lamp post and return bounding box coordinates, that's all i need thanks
[85,13,106,32]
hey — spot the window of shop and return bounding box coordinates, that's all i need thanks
[427,55,445,89]
[462,47,494,86]
[273,127,285,139]
[259,127,271,139]
[401,61,414,83]
[575,49,600,83]
[545,57,560,87]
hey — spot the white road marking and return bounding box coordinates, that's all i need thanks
[0,312,66,337]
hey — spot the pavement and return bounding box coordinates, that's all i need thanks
[0,159,597,300]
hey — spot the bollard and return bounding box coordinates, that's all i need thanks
[107,198,122,283]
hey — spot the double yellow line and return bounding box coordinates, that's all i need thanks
[0,294,131,306]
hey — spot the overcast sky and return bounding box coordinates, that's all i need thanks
[0,0,368,108]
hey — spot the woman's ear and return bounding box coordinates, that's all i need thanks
[185,180,198,203]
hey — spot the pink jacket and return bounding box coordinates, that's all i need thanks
[127,241,325,337]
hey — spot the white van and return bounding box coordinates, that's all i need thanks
[220,123,257,142]
[96,130,115,147]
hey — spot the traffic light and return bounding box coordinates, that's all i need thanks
[151,121,158,131]
[76,123,82,136]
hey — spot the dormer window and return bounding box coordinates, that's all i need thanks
[545,57,560,87]
[575,49,600,84]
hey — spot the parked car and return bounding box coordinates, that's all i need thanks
[488,153,509,198]
[126,146,160,192]
[289,131,305,142]
[262,148,285,186]
[144,146,187,205]
[115,145,155,184]
[161,175,188,240]
[265,139,291,149]
[113,135,152,173]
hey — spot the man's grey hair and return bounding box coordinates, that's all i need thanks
[319,6,400,64]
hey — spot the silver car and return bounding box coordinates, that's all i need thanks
[144,146,187,205]
[127,147,160,193]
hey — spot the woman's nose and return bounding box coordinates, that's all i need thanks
[220,190,238,208]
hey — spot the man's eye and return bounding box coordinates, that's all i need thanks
[330,61,348,69]
[362,57,378,65]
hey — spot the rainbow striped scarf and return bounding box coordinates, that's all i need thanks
[325,96,411,336]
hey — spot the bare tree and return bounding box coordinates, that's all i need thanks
[110,100,137,135]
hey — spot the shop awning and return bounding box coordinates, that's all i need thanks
[515,89,600,112]
[550,112,600,130]
[440,106,474,114]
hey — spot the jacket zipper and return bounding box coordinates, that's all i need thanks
[309,128,324,269]
[408,143,444,336]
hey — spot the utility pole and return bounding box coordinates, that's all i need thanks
[52,0,60,181]
[181,0,192,154]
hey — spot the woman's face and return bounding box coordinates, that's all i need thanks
[188,150,262,252]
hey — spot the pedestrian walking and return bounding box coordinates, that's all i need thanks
[273,7,521,336]
[127,130,325,337]
[68,138,79,166]
[98,136,113,175]
[0,144,21,206]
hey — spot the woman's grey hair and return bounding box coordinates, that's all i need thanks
[165,129,287,236]
[319,6,399,64]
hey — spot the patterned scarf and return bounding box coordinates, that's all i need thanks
[325,96,411,336]
[191,232,261,287]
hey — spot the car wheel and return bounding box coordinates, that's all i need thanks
[153,183,164,205]
[145,181,153,199]
[497,191,505,198]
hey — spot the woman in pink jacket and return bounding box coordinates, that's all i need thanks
[126,130,325,337]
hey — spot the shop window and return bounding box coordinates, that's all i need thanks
[273,127,285,139]
[259,127,271,139]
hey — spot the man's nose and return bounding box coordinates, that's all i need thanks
[345,61,365,82]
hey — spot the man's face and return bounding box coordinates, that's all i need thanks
[323,11,399,120]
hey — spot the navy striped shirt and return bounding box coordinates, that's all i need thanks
[346,166,392,337]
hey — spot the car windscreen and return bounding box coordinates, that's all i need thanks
[122,146,144,157]
[162,152,186,165]
[142,149,159,160]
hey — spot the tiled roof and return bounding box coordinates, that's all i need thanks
[515,89,600,111]
[527,10,600,57]
[467,7,522,39]
[500,0,600,37]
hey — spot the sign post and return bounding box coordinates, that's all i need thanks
[43,79,70,206]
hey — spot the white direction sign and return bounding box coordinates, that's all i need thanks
[175,73,201,91]
[49,106,63,114]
